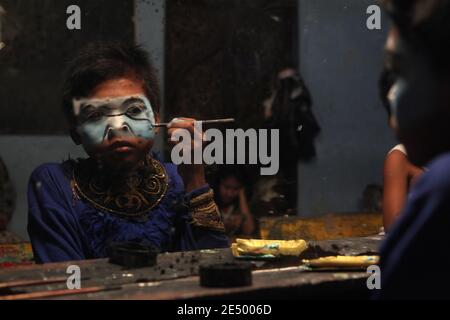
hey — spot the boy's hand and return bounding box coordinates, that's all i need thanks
[167,117,206,192]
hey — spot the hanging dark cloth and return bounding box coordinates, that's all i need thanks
[266,70,320,163]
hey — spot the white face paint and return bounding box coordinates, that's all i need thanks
[72,95,156,150]
[387,79,406,120]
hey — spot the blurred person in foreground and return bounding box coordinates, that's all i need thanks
[376,0,450,299]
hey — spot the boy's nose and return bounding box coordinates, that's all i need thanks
[106,124,133,140]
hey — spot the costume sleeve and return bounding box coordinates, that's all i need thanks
[185,185,230,249]
[27,165,86,263]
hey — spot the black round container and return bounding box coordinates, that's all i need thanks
[199,262,253,288]
[107,242,159,268]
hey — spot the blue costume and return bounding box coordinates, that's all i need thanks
[27,158,229,263]
[376,152,450,299]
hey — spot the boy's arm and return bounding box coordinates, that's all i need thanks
[166,117,229,248]
[383,150,409,231]
[27,166,86,263]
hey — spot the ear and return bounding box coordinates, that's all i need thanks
[69,127,82,145]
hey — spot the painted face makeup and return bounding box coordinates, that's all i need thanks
[387,79,405,119]
[72,95,156,150]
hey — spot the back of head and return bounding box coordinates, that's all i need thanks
[382,0,450,77]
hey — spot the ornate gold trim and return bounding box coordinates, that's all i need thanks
[72,157,169,219]
[189,189,225,232]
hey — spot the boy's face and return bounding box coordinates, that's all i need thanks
[71,77,158,169]
[383,27,450,166]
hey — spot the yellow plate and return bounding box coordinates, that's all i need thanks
[302,255,379,268]
[232,239,308,257]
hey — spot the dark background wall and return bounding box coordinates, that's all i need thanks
[165,0,298,129]
[165,0,299,204]
[297,0,395,216]
[0,0,134,134]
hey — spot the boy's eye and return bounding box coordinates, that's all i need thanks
[126,105,145,116]
[86,111,104,121]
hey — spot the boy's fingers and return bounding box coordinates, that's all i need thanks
[167,117,204,138]
[167,117,196,129]
[167,117,206,152]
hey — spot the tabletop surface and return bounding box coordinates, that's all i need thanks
[0,235,382,300]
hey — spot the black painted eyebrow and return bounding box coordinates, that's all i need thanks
[80,104,95,112]
[80,97,145,114]
[123,97,146,105]
[80,104,113,115]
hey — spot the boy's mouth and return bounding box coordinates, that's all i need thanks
[108,140,136,153]
[93,137,153,164]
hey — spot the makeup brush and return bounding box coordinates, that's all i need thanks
[153,118,235,128]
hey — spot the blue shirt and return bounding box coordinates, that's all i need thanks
[27,160,229,263]
[376,151,450,299]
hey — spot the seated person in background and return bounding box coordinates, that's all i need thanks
[27,43,228,263]
[375,0,450,299]
[213,167,255,240]
[383,144,423,230]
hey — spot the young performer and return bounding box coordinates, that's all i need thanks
[27,43,229,263]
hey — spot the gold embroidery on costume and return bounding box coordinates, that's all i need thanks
[189,189,225,232]
[72,157,168,220]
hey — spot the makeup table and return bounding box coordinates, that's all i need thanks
[0,236,382,300]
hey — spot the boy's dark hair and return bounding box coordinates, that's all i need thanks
[62,42,160,126]
[382,0,450,76]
